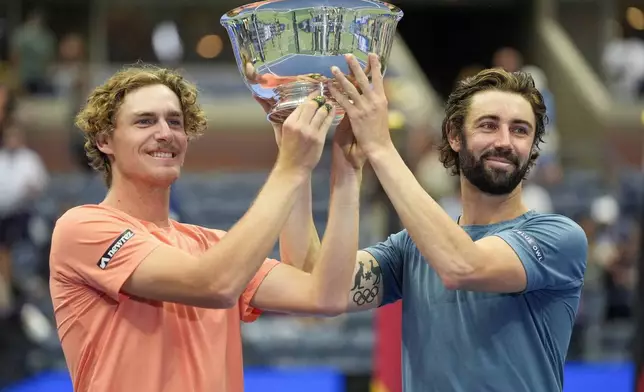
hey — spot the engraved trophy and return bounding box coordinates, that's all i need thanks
[221,0,403,124]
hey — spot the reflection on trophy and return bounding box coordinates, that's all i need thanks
[221,0,403,124]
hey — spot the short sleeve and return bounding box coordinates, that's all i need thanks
[494,214,588,292]
[239,258,280,322]
[50,206,162,301]
[363,230,409,306]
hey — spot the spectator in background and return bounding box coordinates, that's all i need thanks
[51,33,93,174]
[604,218,639,321]
[0,121,49,316]
[10,9,56,96]
[492,46,523,72]
[602,20,644,100]
[453,64,484,89]
[0,85,16,147]
[520,65,562,185]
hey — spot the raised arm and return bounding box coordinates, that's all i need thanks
[254,94,322,273]
[249,108,373,315]
[50,98,337,310]
[123,99,336,307]
[329,54,588,293]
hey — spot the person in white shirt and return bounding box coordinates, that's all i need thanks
[0,122,48,315]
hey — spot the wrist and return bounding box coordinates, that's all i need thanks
[366,141,398,168]
[331,165,363,186]
[272,162,312,186]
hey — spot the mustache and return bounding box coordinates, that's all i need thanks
[149,143,180,154]
[481,148,519,166]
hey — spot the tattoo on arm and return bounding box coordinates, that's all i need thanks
[350,258,382,307]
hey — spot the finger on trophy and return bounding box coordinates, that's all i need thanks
[299,93,326,123]
[320,103,336,134]
[310,102,334,129]
[327,81,353,113]
[283,100,306,125]
[344,54,370,94]
[368,53,385,93]
[331,65,361,103]
[363,61,372,83]
[306,89,322,101]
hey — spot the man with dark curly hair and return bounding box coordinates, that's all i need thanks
[324,60,588,392]
[48,64,366,391]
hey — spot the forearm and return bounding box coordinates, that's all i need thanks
[309,168,362,313]
[368,144,483,285]
[199,166,309,300]
[278,176,321,272]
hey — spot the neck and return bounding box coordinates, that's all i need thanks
[102,174,172,228]
[458,176,529,226]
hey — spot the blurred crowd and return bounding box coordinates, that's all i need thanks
[0,3,641,390]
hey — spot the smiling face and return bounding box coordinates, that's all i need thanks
[449,90,536,195]
[96,84,188,188]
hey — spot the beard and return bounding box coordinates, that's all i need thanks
[458,139,530,195]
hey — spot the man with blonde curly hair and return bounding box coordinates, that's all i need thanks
[48,64,366,391]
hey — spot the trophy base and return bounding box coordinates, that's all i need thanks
[266,81,346,125]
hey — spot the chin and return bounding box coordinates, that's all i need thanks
[144,168,181,187]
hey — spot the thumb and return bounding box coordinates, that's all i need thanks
[272,124,282,146]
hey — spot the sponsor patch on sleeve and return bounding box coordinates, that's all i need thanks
[511,229,544,263]
[97,229,135,269]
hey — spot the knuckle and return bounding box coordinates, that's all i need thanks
[282,120,295,132]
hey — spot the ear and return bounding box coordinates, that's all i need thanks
[446,121,462,153]
[530,145,540,161]
[96,133,114,156]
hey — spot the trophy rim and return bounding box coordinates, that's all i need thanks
[220,0,403,25]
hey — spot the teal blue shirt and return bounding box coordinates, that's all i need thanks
[364,211,588,392]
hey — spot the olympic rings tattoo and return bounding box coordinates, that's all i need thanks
[352,285,379,306]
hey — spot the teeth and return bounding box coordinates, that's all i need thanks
[150,152,173,158]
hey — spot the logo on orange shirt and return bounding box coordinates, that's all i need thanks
[97,229,135,269]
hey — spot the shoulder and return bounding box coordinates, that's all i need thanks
[171,222,227,248]
[176,223,226,242]
[363,229,414,263]
[499,212,589,261]
[55,205,137,232]
[52,205,147,251]
[18,148,43,161]
[520,213,587,245]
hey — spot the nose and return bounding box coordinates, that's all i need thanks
[493,125,512,148]
[154,121,174,143]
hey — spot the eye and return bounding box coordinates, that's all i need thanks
[480,122,497,130]
[512,127,529,135]
[168,119,183,127]
[136,118,154,126]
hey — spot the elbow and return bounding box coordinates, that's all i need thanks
[206,282,239,309]
[210,291,238,309]
[314,304,345,317]
[439,265,477,291]
[316,302,346,317]
[435,252,483,290]
[311,289,347,317]
[440,274,464,291]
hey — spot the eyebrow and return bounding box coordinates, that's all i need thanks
[132,110,183,118]
[474,115,533,130]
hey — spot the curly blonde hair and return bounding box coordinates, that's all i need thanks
[75,64,208,187]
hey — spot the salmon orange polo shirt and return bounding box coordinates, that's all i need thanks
[49,204,279,392]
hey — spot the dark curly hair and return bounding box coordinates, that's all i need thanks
[75,64,208,187]
[438,68,548,176]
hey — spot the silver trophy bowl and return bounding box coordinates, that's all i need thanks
[221,0,403,124]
